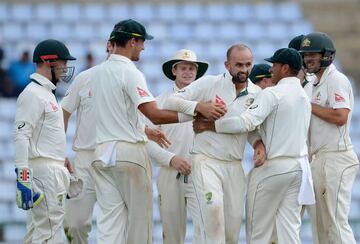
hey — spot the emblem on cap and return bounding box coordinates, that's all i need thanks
[182,51,190,59]
[302,38,311,47]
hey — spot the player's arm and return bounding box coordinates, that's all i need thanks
[138,101,180,125]
[311,105,349,126]
[146,141,191,175]
[63,109,72,132]
[163,76,227,121]
[193,90,276,134]
[14,93,44,210]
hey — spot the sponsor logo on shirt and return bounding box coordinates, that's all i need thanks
[215,95,226,106]
[335,93,345,102]
[249,105,258,109]
[137,87,149,97]
[17,122,25,130]
[49,102,59,112]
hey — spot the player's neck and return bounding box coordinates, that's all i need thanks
[235,81,247,93]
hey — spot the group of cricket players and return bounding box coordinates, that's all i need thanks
[14,18,359,244]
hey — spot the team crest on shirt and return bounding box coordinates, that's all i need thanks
[335,93,345,102]
[137,87,149,97]
[245,97,255,107]
[205,192,213,204]
[49,101,59,112]
[215,95,226,106]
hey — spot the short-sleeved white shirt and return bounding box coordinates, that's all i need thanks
[91,54,155,144]
[61,66,98,151]
[15,73,66,166]
[167,72,261,161]
[310,64,354,155]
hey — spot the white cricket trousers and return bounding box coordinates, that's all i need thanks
[191,153,245,244]
[157,167,201,244]
[64,150,97,244]
[24,158,70,244]
[92,141,153,244]
[246,157,302,244]
[311,149,359,244]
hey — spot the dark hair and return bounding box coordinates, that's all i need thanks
[110,37,142,48]
[289,67,300,76]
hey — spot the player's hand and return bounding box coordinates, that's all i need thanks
[193,115,216,133]
[64,157,74,174]
[195,101,227,121]
[145,127,171,148]
[15,167,43,210]
[253,140,267,168]
[170,155,191,176]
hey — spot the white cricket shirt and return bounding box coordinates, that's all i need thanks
[91,54,155,144]
[14,73,66,167]
[310,64,354,155]
[164,72,261,161]
[215,77,311,159]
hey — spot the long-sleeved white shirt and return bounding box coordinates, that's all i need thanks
[14,73,66,167]
[164,72,261,161]
[215,77,311,159]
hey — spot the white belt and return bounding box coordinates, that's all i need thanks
[297,156,315,205]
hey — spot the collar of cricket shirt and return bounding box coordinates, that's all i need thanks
[30,73,56,91]
[278,76,301,85]
[314,63,336,87]
[108,54,136,69]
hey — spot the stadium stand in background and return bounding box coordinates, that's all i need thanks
[0,1,359,243]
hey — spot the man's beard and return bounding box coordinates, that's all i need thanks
[230,70,248,84]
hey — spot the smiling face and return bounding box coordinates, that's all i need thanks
[225,47,253,83]
[172,61,198,89]
[303,52,322,73]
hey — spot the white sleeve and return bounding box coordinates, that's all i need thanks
[146,141,175,167]
[328,75,351,110]
[163,76,210,115]
[126,70,155,107]
[61,71,84,113]
[14,92,44,168]
[215,89,277,133]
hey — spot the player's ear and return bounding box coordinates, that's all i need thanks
[171,66,177,76]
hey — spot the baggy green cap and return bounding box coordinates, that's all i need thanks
[109,19,153,41]
[265,48,302,71]
[249,64,272,83]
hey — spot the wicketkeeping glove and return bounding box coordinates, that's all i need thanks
[15,167,44,210]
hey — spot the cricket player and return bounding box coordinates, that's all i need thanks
[299,32,359,244]
[164,44,264,244]
[249,63,273,89]
[90,19,224,244]
[61,33,186,243]
[149,49,208,244]
[193,48,315,244]
[14,39,76,243]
